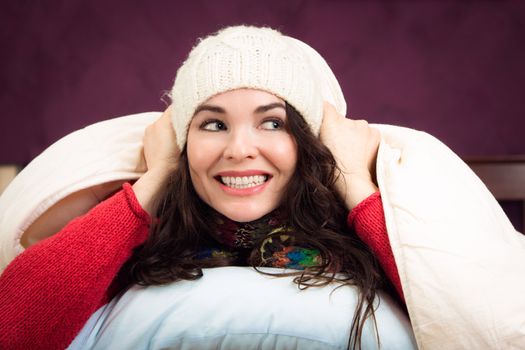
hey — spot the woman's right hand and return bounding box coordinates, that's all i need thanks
[133,107,180,215]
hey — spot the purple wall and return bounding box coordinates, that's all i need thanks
[1,0,524,164]
[1,1,524,230]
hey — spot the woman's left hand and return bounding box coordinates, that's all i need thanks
[133,107,179,216]
[319,102,380,210]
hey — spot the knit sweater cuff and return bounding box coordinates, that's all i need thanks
[347,191,382,228]
[347,191,405,301]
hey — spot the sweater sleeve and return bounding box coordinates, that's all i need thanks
[347,191,404,302]
[0,183,151,350]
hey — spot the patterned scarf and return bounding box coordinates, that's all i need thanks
[197,211,322,270]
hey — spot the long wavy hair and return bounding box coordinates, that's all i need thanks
[121,102,385,349]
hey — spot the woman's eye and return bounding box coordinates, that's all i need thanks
[261,119,284,130]
[201,120,227,131]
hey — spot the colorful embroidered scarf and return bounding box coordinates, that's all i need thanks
[198,211,322,270]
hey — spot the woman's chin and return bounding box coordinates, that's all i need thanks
[216,206,273,223]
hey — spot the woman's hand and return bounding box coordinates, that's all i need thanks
[133,107,180,215]
[319,102,380,210]
[142,106,180,174]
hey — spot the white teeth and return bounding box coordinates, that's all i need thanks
[220,175,268,189]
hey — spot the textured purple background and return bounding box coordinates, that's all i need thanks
[1,1,524,229]
[1,0,524,164]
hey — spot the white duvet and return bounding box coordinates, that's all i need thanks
[1,112,524,348]
[376,124,525,349]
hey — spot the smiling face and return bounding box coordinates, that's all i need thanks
[186,89,298,222]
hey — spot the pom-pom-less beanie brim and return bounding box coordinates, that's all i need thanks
[170,26,346,150]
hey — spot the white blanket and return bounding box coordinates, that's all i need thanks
[375,124,525,349]
[1,113,523,348]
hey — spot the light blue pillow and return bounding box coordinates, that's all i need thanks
[70,267,416,349]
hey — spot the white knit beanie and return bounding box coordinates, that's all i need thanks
[170,25,346,150]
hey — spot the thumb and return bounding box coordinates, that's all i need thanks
[323,101,340,121]
[321,101,338,130]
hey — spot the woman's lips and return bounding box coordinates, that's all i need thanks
[216,170,270,177]
[214,170,271,196]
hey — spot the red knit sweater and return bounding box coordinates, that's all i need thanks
[0,184,401,349]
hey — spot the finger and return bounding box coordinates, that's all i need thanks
[150,107,176,140]
[320,102,341,139]
[149,107,172,133]
[161,105,172,118]
[324,101,364,124]
[158,106,173,126]
[354,119,369,127]
[370,127,381,144]
[323,101,341,120]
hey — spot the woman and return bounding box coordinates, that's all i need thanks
[0,26,401,349]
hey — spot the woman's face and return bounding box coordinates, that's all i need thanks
[186,89,298,222]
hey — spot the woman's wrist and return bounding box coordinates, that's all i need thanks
[132,167,174,216]
[341,175,378,210]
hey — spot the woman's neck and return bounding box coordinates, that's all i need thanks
[211,209,285,248]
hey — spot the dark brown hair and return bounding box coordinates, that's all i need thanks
[121,103,384,349]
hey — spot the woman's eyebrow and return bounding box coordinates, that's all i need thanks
[194,105,225,115]
[254,102,286,114]
[194,102,285,115]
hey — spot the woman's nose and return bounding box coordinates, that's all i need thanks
[223,129,259,161]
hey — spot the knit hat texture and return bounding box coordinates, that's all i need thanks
[170,25,346,149]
